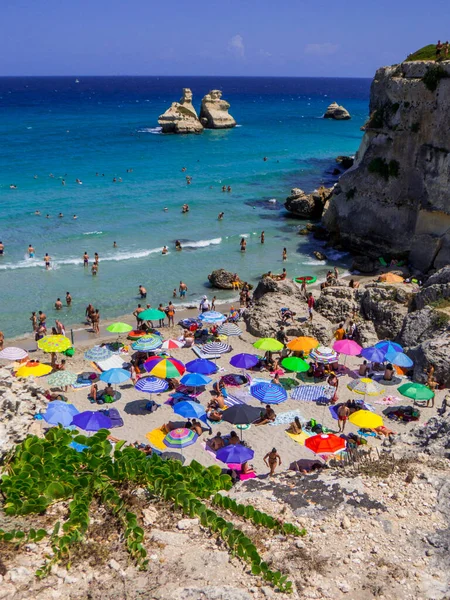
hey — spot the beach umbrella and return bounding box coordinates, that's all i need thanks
[84,345,113,362]
[144,356,185,378]
[251,381,287,404]
[253,338,284,352]
[135,376,168,394]
[198,311,226,324]
[361,346,386,363]
[185,358,218,375]
[286,336,319,354]
[47,371,77,387]
[310,346,338,365]
[281,356,310,373]
[347,377,385,397]
[230,353,259,370]
[72,411,112,431]
[384,351,413,368]
[398,382,434,401]
[100,368,130,385]
[202,342,231,356]
[163,428,198,449]
[145,428,167,451]
[220,404,262,425]
[217,323,242,337]
[106,322,133,334]
[216,445,254,465]
[139,308,167,322]
[173,401,207,421]
[349,410,383,430]
[38,335,71,353]
[0,347,28,361]
[161,339,184,350]
[131,335,163,352]
[333,339,362,356]
[43,401,79,426]
[16,362,52,378]
[305,433,346,456]
[375,340,403,355]
[180,373,212,387]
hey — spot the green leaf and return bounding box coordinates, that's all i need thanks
[251,564,262,575]
[45,482,66,500]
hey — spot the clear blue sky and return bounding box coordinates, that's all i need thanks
[2,0,449,77]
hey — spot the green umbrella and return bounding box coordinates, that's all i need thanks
[253,338,284,352]
[281,356,310,373]
[398,382,434,401]
[106,322,133,334]
[139,309,167,321]
[47,371,78,387]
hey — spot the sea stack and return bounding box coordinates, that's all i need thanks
[158,88,203,134]
[324,101,351,120]
[199,90,236,129]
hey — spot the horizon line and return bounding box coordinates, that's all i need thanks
[0,74,373,80]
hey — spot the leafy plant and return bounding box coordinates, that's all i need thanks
[368,158,400,181]
[422,65,448,92]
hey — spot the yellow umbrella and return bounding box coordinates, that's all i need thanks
[37,335,71,353]
[145,428,167,451]
[286,336,319,354]
[349,410,383,430]
[16,362,52,378]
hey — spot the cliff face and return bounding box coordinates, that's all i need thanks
[323,61,450,272]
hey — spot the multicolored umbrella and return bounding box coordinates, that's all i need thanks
[47,371,77,387]
[0,347,28,361]
[347,378,385,396]
[131,335,163,352]
[180,373,212,387]
[384,351,413,368]
[375,340,403,355]
[281,356,310,373]
[361,346,386,363]
[161,339,184,350]
[16,362,52,378]
[333,339,362,356]
[106,322,133,334]
[144,356,185,378]
[349,410,383,429]
[305,433,346,455]
[251,381,287,404]
[84,345,113,361]
[99,368,131,384]
[286,336,319,354]
[310,346,338,364]
[230,353,259,370]
[163,428,198,449]
[216,445,254,465]
[173,401,207,421]
[199,311,226,324]
[139,308,167,322]
[202,342,231,355]
[185,358,218,375]
[398,382,434,401]
[135,376,168,394]
[217,323,242,337]
[253,338,284,352]
[38,335,72,353]
[43,401,79,426]
[72,411,112,431]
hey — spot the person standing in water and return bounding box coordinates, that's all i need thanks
[28,244,35,258]
[55,298,63,310]
[66,292,72,306]
[260,231,265,244]
[44,253,51,270]
[282,248,287,261]
[240,238,246,252]
[179,281,188,298]
[0,241,4,255]
[83,252,89,267]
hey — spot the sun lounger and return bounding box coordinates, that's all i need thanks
[192,346,222,360]
[291,385,335,403]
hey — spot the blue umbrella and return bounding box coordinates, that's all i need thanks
[185,358,218,375]
[43,401,79,427]
[99,368,130,384]
[361,346,386,363]
[131,335,163,352]
[180,373,212,387]
[384,351,413,368]
[199,311,226,324]
[375,340,403,355]
[173,401,207,421]
[216,444,254,465]
[135,376,168,394]
[84,345,113,361]
[72,411,112,431]
[250,382,287,404]
[230,353,259,370]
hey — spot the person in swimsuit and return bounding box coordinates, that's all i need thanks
[179,281,187,298]
[255,405,276,426]
[44,253,51,270]
[282,248,287,261]
[337,403,350,432]
[162,246,168,255]
[0,241,4,255]
[38,311,47,332]
[113,241,117,248]
[94,252,99,263]
[55,298,63,310]
[240,238,246,252]
[264,448,282,476]
[28,244,35,258]
[66,292,72,306]
[91,262,98,276]
[175,240,182,251]
[166,302,175,327]
[218,212,224,220]
[260,231,265,244]
[83,252,89,267]
[91,309,100,335]
[139,285,147,299]
[30,312,37,332]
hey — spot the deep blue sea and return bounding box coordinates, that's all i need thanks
[0,76,370,338]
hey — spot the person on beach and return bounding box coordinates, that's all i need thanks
[208,432,225,451]
[179,281,187,298]
[139,285,147,299]
[276,326,288,345]
[66,292,72,306]
[327,372,339,403]
[307,292,315,322]
[338,403,350,432]
[211,296,216,310]
[436,40,442,59]
[55,319,65,336]
[85,304,95,325]
[199,296,210,313]
[92,309,100,335]
[158,304,165,327]
[229,431,240,445]
[282,248,287,261]
[264,448,281,477]
[286,417,303,435]
[55,298,63,310]
[0,331,4,351]
[334,323,346,341]
[255,405,276,426]
[83,252,89,267]
[359,360,370,377]
[28,244,35,258]
[44,253,51,270]
[133,304,145,327]
[30,312,37,332]
[166,302,175,327]
[334,266,339,280]
[240,238,246,252]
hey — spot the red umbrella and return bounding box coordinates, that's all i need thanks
[305,433,346,455]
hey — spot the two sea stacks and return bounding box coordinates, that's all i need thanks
[158,88,236,134]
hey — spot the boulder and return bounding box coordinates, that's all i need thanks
[414,266,450,310]
[199,90,236,129]
[397,306,449,347]
[315,286,360,323]
[158,88,203,134]
[336,155,355,169]
[408,336,450,386]
[351,255,377,274]
[285,186,333,219]
[424,266,450,287]
[360,284,410,339]
[355,320,379,347]
[324,102,351,120]
[313,251,327,261]
[208,269,239,290]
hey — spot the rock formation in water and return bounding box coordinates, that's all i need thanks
[324,102,351,120]
[158,88,203,134]
[284,186,333,218]
[323,60,450,273]
[199,90,236,129]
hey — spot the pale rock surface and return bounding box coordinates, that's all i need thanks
[408,336,450,386]
[397,306,448,347]
[199,90,236,129]
[323,101,351,120]
[360,284,410,339]
[158,88,203,134]
[315,286,359,323]
[284,186,333,219]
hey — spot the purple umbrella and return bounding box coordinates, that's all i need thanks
[216,444,254,465]
[72,411,112,431]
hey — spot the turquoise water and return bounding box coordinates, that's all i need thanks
[0,76,370,338]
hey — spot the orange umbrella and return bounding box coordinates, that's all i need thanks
[378,273,404,283]
[287,336,319,354]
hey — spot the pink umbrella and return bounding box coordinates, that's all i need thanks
[333,340,362,356]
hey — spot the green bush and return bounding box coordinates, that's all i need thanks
[423,65,447,92]
[368,158,400,181]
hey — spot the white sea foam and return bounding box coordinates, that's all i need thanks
[238,234,250,238]
[182,237,222,249]
[235,124,242,128]
[138,127,162,134]
[83,231,103,236]
[302,259,326,266]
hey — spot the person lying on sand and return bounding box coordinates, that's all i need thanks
[207,409,223,422]
[208,432,225,451]
[255,405,276,426]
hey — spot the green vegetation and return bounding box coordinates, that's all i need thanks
[422,65,448,92]
[430,297,450,310]
[406,44,441,62]
[367,108,385,129]
[0,427,301,592]
[368,158,400,181]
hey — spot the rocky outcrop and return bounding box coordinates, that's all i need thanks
[315,286,359,323]
[415,266,450,309]
[324,102,351,120]
[158,88,203,134]
[199,90,236,129]
[408,336,450,386]
[285,186,333,219]
[398,306,449,347]
[323,61,450,272]
[360,284,410,339]
[351,255,377,274]
[336,155,355,169]
[208,269,238,290]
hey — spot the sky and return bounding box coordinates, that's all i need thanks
[2,0,450,77]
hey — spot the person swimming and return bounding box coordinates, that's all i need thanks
[162,246,168,255]
[175,240,182,250]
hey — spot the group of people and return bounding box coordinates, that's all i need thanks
[30,310,66,341]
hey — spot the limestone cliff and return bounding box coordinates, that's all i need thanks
[158,88,203,134]
[199,90,236,129]
[323,61,450,272]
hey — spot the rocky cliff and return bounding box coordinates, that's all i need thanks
[323,60,450,273]
[158,88,204,134]
[199,90,236,129]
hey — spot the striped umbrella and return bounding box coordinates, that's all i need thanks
[202,342,231,355]
[131,335,163,352]
[163,428,198,449]
[144,356,185,378]
[251,381,287,404]
[135,376,168,394]
[310,346,338,365]
[217,323,242,337]
[38,335,72,353]
[84,345,113,361]
[47,371,77,387]
[347,378,385,396]
[161,339,184,350]
[0,347,28,361]
[199,311,226,324]
[185,358,218,375]
[384,351,413,368]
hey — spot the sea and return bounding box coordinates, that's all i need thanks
[0,76,371,339]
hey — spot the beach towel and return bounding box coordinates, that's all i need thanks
[99,408,124,428]
[269,409,306,427]
[291,385,335,403]
[285,430,312,445]
[220,374,248,387]
[374,395,400,406]
[95,355,129,372]
[225,388,253,406]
